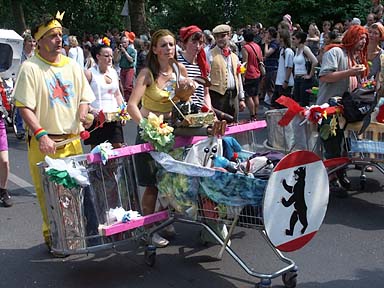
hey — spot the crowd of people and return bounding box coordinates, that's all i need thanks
[1,0,384,254]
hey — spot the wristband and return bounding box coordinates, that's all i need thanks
[33,127,44,136]
[284,80,289,84]
[35,129,48,141]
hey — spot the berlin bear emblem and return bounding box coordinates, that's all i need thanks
[281,166,308,236]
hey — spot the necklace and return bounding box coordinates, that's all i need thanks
[159,71,170,76]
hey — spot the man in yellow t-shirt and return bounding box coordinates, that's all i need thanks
[13,12,95,255]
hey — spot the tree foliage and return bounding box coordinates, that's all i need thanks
[0,0,374,38]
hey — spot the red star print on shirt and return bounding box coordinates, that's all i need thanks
[50,78,71,104]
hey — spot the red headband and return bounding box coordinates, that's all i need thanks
[179,25,202,42]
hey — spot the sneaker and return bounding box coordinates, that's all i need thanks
[152,232,169,248]
[0,189,13,207]
[336,171,351,190]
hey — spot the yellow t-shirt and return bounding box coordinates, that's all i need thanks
[13,53,95,135]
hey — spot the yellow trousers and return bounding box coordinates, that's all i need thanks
[28,135,83,245]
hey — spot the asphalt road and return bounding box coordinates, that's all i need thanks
[1,110,384,288]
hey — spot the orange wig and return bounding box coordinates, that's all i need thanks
[325,25,369,77]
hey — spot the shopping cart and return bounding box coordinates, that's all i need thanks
[39,153,169,256]
[39,121,328,288]
[150,145,329,288]
[38,121,267,256]
[343,121,384,189]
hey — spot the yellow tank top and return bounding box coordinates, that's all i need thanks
[142,71,174,113]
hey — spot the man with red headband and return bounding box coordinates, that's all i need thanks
[317,25,369,196]
[12,12,95,255]
[208,24,246,122]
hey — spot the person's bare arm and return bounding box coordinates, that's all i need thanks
[19,107,56,154]
[127,68,150,124]
[320,65,365,83]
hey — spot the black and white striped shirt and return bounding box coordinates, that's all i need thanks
[177,53,205,108]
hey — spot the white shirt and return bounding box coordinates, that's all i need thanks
[68,46,85,68]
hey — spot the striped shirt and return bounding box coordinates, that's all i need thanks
[177,53,205,108]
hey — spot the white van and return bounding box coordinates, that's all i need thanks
[0,29,23,79]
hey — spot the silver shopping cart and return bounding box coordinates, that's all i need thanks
[150,147,298,288]
[39,153,168,256]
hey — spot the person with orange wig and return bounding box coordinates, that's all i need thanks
[316,25,369,196]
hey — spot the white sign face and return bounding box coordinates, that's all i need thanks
[263,151,329,252]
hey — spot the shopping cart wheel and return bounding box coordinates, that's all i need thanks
[256,278,271,288]
[282,269,298,288]
[359,174,366,190]
[144,245,156,267]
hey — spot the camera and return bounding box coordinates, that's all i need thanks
[119,44,122,49]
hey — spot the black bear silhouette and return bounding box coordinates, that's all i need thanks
[281,166,308,236]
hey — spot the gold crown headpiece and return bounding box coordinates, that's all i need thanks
[34,11,65,41]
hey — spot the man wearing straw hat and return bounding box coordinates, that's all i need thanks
[12,11,95,255]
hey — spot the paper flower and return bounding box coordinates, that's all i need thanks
[102,37,111,46]
[117,103,131,121]
[90,142,118,165]
[361,79,376,89]
[237,63,246,74]
[46,169,79,189]
[139,112,174,152]
[44,156,89,189]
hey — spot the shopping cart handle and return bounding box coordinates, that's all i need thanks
[323,157,350,168]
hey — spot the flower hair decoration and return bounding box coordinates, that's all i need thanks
[102,37,111,47]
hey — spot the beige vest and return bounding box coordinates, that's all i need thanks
[209,46,239,95]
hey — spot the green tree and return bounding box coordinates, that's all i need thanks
[0,0,374,38]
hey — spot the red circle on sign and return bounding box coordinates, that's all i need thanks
[263,150,329,252]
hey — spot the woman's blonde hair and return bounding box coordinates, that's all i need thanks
[68,35,79,47]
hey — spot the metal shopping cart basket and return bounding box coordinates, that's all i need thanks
[39,153,168,256]
[344,121,384,189]
[151,145,330,288]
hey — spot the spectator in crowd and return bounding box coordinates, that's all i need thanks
[13,12,95,255]
[127,29,189,247]
[282,14,293,32]
[231,28,244,56]
[252,22,263,46]
[320,20,332,49]
[83,41,95,70]
[68,35,85,68]
[241,29,263,120]
[178,25,212,109]
[292,30,318,107]
[277,21,290,34]
[317,30,338,64]
[15,33,36,140]
[0,78,12,207]
[344,18,352,32]
[271,29,294,108]
[367,22,384,79]
[333,22,344,43]
[306,23,320,56]
[84,42,125,149]
[114,34,137,101]
[208,24,246,121]
[262,26,280,106]
[371,0,384,22]
[135,38,149,77]
[351,17,362,26]
[365,13,377,29]
[316,25,368,196]
[203,29,215,56]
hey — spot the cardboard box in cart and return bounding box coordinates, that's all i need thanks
[0,29,23,79]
